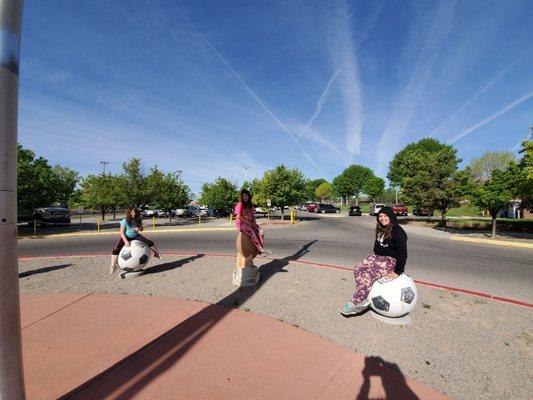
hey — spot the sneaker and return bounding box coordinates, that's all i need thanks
[260,249,272,257]
[339,301,369,316]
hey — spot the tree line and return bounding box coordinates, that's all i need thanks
[17,133,532,235]
[17,145,190,220]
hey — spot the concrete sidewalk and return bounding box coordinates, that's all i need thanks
[21,293,448,400]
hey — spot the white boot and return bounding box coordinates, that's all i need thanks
[232,265,260,287]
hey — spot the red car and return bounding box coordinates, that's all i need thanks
[306,203,318,212]
[392,203,408,216]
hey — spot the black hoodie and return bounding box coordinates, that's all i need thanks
[372,206,408,274]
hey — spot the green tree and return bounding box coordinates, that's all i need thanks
[17,144,70,211]
[389,138,462,221]
[315,181,332,202]
[147,168,190,221]
[80,174,126,220]
[52,165,79,207]
[468,151,516,182]
[471,164,519,238]
[261,164,307,219]
[121,158,149,208]
[363,177,385,202]
[517,139,533,211]
[388,138,447,188]
[305,178,327,201]
[199,177,238,211]
[250,178,267,207]
[332,164,374,205]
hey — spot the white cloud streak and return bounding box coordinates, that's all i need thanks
[167,0,326,178]
[375,1,456,175]
[294,69,340,144]
[430,49,530,137]
[327,1,364,158]
[447,90,533,144]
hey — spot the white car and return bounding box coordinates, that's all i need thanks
[174,208,187,217]
[370,203,386,216]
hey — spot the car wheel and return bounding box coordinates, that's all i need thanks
[336,210,340,213]
[321,210,325,214]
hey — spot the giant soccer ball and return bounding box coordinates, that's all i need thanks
[367,273,418,318]
[118,240,151,272]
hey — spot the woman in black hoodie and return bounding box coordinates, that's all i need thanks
[340,206,408,316]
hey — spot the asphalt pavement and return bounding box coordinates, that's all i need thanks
[18,213,533,303]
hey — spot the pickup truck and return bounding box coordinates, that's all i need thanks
[24,207,71,226]
[392,203,408,216]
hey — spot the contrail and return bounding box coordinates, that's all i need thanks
[168,0,326,177]
[431,49,530,137]
[448,90,533,144]
[294,69,340,143]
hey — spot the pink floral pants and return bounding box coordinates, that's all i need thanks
[352,253,396,304]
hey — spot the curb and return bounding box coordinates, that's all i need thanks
[19,252,533,309]
[450,235,533,249]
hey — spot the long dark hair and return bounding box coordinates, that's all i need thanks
[375,222,393,241]
[238,189,253,210]
[126,207,141,224]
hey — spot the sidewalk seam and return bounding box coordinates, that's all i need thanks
[22,293,93,330]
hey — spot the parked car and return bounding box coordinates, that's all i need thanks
[198,207,209,217]
[413,206,434,216]
[370,203,386,216]
[348,205,362,216]
[141,209,157,218]
[174,208,187,217]
[213,209,232,218]
[185,205,200,217]
[154,209,166,218]
[28,207,71,226]
[316,204,340,214]
[392,203,408,216]
[255,207,269,215]
[306,203,318,213]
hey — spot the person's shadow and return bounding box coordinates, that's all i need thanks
[144,254,205,275]
[356,356,419,400]
[64,241,317,399]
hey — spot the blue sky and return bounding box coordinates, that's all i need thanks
[19,0,533,194]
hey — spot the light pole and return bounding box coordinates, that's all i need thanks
[0,0,27,398]
[99,161,109,175]
[242,165,250,183]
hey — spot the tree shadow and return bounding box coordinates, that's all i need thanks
[356,356,419,400]
[143,254,205,275]
[18,264,73,278]
[62,241,317,400]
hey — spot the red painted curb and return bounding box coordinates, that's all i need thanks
[20,252,533,308]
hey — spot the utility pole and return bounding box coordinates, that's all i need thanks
[242,165,250,182]
[99,161,109,175]
[0,1,27,398]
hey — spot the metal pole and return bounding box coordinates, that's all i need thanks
[0,1,26,399]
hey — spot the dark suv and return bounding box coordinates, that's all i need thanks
[316,204,340,214]
[30,207,71,226]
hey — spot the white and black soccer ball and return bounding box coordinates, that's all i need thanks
[118,240,151,272]
[367,273,418,318]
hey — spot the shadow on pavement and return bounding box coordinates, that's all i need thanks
[144,254,205,275]
[62,241,317,399]
[356,356,419,400]
[19,263,73,278]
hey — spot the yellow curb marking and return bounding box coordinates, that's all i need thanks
[450,235,533,249]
